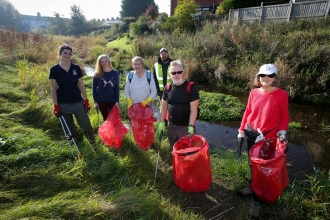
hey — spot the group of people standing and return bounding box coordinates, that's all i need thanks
[49,44,289,219]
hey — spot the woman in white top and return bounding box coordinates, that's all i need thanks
[124,56,157,108]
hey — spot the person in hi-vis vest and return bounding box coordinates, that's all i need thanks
[152,47,173,100]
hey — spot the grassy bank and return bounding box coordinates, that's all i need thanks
[1,60,329,219]
[130,18,330,105]
[0,27,329,219]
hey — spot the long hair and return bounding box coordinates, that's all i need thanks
[94,54,113,78]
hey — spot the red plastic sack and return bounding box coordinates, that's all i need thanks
[128,103,157,151]
[250,138,289,204]
[258,139,276,160]
[172,135,212,192]
[98,106,129,148]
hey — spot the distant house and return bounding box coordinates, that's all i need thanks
[21,12,51,30]
[170,0,223,16]
[21,12,121,31]
[101,17,124,26]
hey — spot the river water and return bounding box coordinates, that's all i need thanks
[84,67,330,180]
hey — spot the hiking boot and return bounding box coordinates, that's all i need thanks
[238,183,253,197]
[248,201,261,219]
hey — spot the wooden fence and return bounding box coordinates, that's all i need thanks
[228,0,330,24]
[193,14,226,26]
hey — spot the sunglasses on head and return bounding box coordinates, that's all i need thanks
[259,73,276,78]
[170,71,183,75]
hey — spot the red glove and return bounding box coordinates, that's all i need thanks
[54,104,61,117]
[84,99,91,112]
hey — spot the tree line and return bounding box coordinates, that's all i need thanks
[0,0,291,37]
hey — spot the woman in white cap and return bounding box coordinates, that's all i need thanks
[237,63,290,218]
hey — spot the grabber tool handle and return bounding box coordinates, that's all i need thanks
[238,137,244,157]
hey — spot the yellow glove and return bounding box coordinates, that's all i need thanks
[141,97,152,107]
[127,98,132,108]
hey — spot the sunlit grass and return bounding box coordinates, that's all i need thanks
[0,26,329,219]
[107,36,133,54]
[289,122,303,129]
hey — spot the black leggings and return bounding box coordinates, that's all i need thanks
[98,102,116,121]
[246,136,261,203]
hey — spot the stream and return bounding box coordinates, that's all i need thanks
[84,67,330,180]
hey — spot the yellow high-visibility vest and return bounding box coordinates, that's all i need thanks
[154,63,171,91]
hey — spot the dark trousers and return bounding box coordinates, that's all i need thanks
[246,135,261,202]
[167,124,196,150]
[98,102,116,121]
[61,106,94,141]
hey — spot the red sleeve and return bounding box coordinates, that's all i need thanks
[239,91,254,131]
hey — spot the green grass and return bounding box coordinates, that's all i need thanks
[289,122,303,130]
[1,58,330,219]
[199,91,246,122]
[107,36,133,54]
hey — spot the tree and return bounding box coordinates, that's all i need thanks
[46,13,68,35]
[0,0,21,30]
[160,15,177,33]
[172,0,198,32]
[150,12,168,32]
[67,5,89,36]
[145,2,159,22]
[215,0,234,15]
[130,16,150,37]
[120,0,158,18]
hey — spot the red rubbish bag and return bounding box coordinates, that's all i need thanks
[98,106,129,148]
[250,138,289,204]
[128,103,157,151]
[172,135,212,192]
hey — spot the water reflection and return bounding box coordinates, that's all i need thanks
[83,66,94,76]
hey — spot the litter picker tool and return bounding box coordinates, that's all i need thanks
[59,114,82,161]
[154,131,163,184]
[235,137,244,188]
[157,96,162,107]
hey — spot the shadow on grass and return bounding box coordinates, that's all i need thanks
[144,136,250,219]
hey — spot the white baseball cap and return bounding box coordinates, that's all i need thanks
[257,64,278,75]
[160,47,168,53]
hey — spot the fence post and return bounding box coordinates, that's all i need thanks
[287,1,293,22]
[259,2,264,25]
[237,8,240,22]
[325,0,330,18]
[228,9,231,25]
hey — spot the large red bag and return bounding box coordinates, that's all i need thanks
[98,106,129,148]
[250,138,289,204]
[128,103,157,151]
[172,135,212,192]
